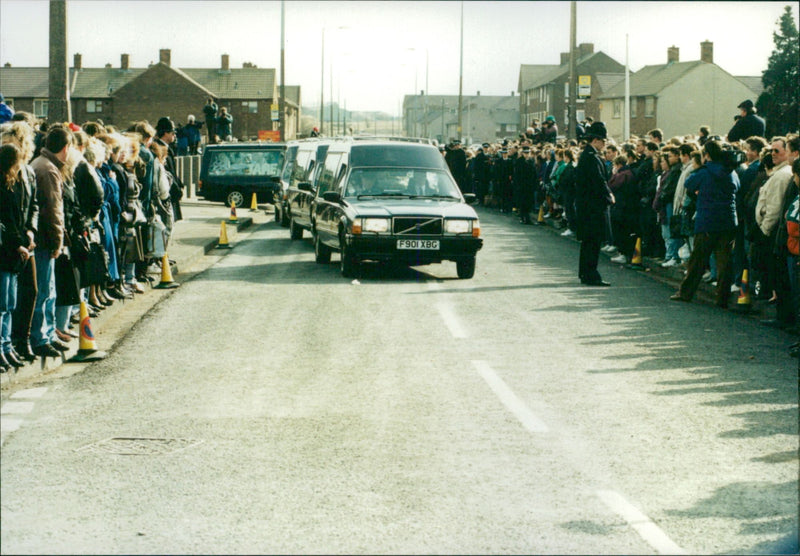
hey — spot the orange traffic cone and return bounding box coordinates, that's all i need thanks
[630,237,643,268]
[227,203,238,224]
[216,220,232,249]
[537,204,545,224]
[154,253,180,289]
[249,192,259,212]
[737,269,752,307]
[69,301,107,362]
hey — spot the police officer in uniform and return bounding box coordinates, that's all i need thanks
[575,121,614,286]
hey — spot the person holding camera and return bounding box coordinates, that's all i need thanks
[670,140,740,307]
[727,100,766,143]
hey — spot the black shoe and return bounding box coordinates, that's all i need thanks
[14,342,36,362]
[32,343,60,358]
[670,293,691,302]
[50,339,70,352]
[582,279,611,287]
[4,350,25,368]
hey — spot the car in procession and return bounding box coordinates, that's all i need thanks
[309,139,483,279]
[198,142,287,208]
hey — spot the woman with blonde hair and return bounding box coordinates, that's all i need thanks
[0,122,39,362]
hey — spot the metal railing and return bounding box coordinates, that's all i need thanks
[175,155,202,198]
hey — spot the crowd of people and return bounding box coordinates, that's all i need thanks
[444,105,799,358]
[0,109,185,372]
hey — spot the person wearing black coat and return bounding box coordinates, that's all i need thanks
[727,99,766,142]
[473,145,491,205]
[0,144,37,370]
[445,140,468,194]
[575,122,614,286]
[154,117,184,222]
[494,149,514,213]
[513,147,538,224]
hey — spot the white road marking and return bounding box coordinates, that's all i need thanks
[597,489,686,554]
[1,401,35,414]
[436,302,467,338]
[10,387,48,399]
[0,417,23,434]
[472,360,549,433]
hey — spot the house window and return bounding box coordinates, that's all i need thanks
[630,98,637,118]
[86,99,102,113]
[613,100,621,119]
[505,124,517,133]
[241,101,258,114]
[645,97,655,117]
[33,99,48,119]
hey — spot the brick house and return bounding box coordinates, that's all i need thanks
[0,49,301,141]
[517,43,625,137]
[598,42,763,140]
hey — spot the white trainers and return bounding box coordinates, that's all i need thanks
[601,245,617,254]
[610,253,627,264]
[661,259,678,268]
[730,284,740,293]
[561,229,575,237]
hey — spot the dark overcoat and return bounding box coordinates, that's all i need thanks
[574,143,612,241]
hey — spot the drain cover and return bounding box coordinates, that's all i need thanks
[76,437,202,455]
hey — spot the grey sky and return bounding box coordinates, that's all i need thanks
[0,1,796,115]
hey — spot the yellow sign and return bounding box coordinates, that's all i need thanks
[578,75,591,86]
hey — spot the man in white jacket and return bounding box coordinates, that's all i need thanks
[756,135,799,329]
[756,137,796,238]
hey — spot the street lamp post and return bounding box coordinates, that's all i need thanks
[457,1,464,142]
[320,26,348,136]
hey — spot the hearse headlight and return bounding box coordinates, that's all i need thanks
[361,218,391,234]
[444,219,472,235]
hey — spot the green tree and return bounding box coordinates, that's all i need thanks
[757,5,799,137]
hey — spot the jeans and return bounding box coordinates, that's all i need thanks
[55,304,78,333]
[31,249,56,348]
[0,271,18,353]
[661,203,685,261]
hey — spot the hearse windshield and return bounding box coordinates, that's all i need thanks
[207,150,285,178]
[344,168,461,199]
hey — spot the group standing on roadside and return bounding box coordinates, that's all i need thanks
[447,99,798,358]
[0,111,186,372]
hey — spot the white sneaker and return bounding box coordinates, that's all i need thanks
[661,259,678,268]
[561,229,574,237]
[610,253,627,264]
[601,245,617,254]
[730,284,740,293]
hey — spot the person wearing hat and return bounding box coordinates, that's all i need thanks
[727,99,765,142]
[474,142,492,205]
[153,117,183,222]
[575,121,614,286]
[445,139,468,193]
[542,115,558,144]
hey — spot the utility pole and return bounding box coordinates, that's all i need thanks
[279,0,285,141]
[568,0,577,140]
[48,0,71,123]
[624,34,631,140]
[319,28,325,135]
[457,1,464,142]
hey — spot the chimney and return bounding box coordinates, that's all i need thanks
[105,63,111,68]
[159,48,171,66]
[578,43,594,58]
[221,54,230,71]
[667,46,679,63]
[560,52,570,66]
[476,90,480,96]
[73,53,82,69]
[700,40,713,63]
[121,53,130,70]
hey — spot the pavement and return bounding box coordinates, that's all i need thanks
[1,199,792,389]
[0,199,272,389]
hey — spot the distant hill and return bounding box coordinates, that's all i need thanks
[302,103,397,122]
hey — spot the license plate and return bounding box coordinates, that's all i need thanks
[397,239,440,250]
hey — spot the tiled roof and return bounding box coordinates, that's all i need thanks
[600,61,704,98]
[0,67,49,98]
[1,65,278,100]
[518,64,559,92]
[518,52,611,92]
[594,72,626,94]
[734,76,764,99]
[183,68,275,99]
